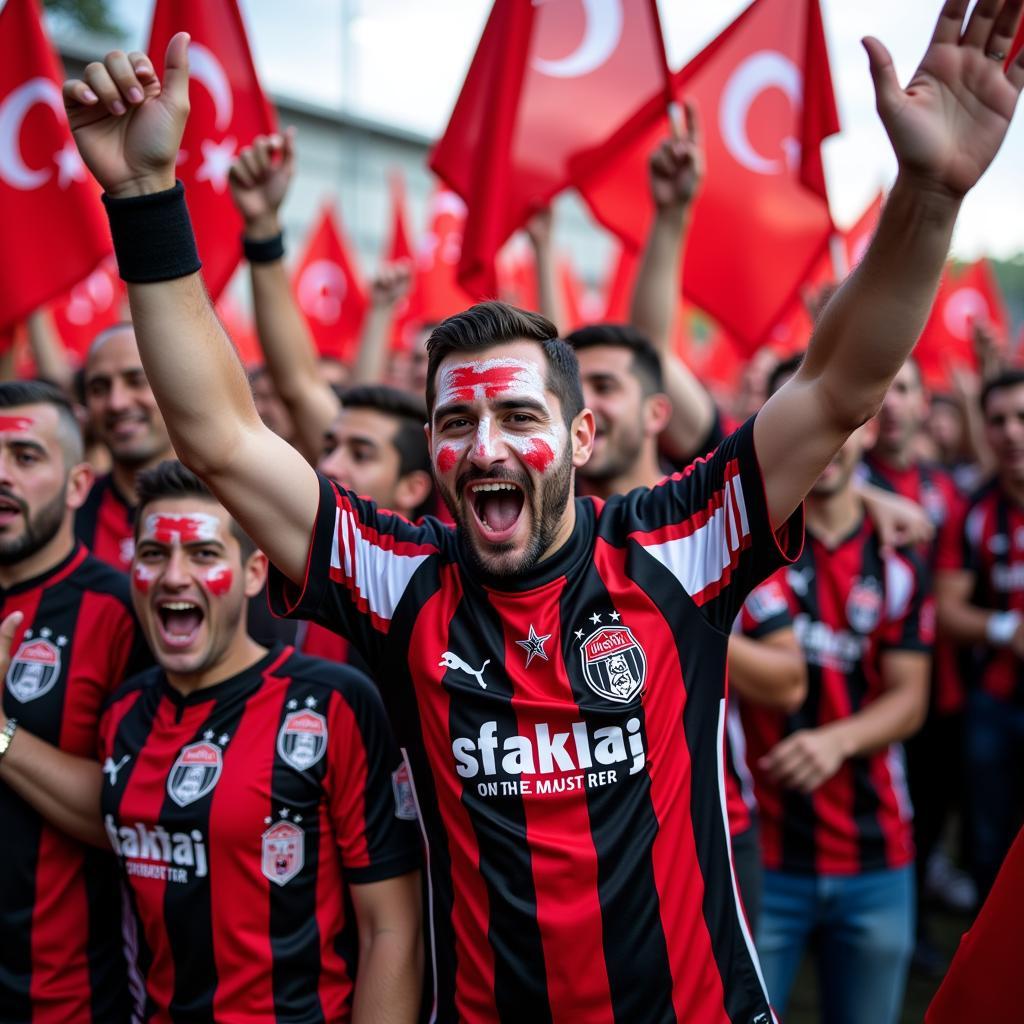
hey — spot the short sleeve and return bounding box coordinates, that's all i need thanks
[879,549,935,654]
[739,574,794,639]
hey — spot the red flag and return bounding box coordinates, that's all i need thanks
[292,202,368,363]
[577,0,840,352]
[49,255,125,360]
[431,0,671,297]
[0,0,111,327]
[385,171,414,264]
[915,260,1010,391]
[215,292,261,367]
[497,236,540,313]
[602,245,640,322]
[147,0,276,301]
[413,188,476,325]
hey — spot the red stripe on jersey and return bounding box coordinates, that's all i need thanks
[869,749,913,869]
[84,478,135,570]
[490,581,615,1024]
[594,540,730,1023]
[314,792,354,1024]
[325,692,371,870]
[407,565,498,1021]
[300,621,350,663]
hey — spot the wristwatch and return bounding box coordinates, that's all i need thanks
[0,718,18,763]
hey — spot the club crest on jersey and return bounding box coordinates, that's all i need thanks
[579,626,646,704]
[277,709,328,772]
[7,637,62,703]
[261,820,304,886]
[167,741,223,807]
[392,762,417,820]
[847,577,883,634]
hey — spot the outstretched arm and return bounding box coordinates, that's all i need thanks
[63,36,318,584]
[524,208,565,330]
[350,262,413,386]
[229,130,340,464]
[756,0,1024,528]
[629,109,716,460]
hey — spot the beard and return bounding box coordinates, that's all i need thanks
[0,486,66,566]
[444,448,575,579]
[578,421,644,483]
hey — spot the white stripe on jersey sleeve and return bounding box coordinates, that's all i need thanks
[331,506,431,625]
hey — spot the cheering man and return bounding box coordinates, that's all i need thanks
[62,2,1024,1020]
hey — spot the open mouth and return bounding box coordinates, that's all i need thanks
[156,600,205,649]
[0,496,22,524]
[467,481,526,543]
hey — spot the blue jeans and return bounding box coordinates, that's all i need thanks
[756,866,914,1024]
[965,689,1024,897]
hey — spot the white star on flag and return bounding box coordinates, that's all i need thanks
[515,624,552,668]
[195,136,237,192]
[54,141,85,189]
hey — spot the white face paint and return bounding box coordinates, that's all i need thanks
[141,512,221,546]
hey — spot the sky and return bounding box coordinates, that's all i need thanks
[98,0,1024,261]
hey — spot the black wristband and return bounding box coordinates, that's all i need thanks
[243,231,285,264]
[102,181,202,284]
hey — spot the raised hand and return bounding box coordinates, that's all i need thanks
[864,0,1024,199]
[229,129,296,238]
[370,261,413,309]
[648,100,703,211]
[62,33,191,198]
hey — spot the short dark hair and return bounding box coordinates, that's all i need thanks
[767,353,805,398]
[0,379,83,465]
[134,460,256,560]
[981,369,1024,416]
[565,323,664,396]
[338,384,430,476]
[425,301,583,426]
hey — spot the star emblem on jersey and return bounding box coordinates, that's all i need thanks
[846,576,883,634]
[515,625,551,668]
[261,820,304,886]
[579,625,647,704]
[609,611,621,622]
[589,612,602,625]
[277,709,328,772]
[167,741,223,807]
[6,635,63,703]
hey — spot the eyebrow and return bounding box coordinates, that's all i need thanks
[7,439,47,456]
[434,397,549,422]
[136,538,226,550]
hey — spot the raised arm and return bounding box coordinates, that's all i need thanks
[229,131,340,464]
[63,35,318,584]
[524,208,566,331]
[629,110,716,461]
[350,262,413,386]
[756,0,1024,529]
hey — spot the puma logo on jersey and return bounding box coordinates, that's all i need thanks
[439,651,490,690]
[103,754,130,785]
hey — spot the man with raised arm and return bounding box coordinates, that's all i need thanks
[62,4,1024,1020]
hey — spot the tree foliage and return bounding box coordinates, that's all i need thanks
[42,0,123,39]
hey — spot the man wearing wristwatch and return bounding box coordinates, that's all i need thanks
[0,380,150,1023]
[937,368,1024,899]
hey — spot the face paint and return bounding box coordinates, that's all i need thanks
[142,513,221,546]
[0,416,34,432]
[200,565,233,597]
[436,359,547,410]
[436,443,459,475]
[132,562,157,594]
[517,438,555,473]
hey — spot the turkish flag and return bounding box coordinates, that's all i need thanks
[413,188,476,325]
[915,260,1010,391]
[0,0,111,328]
[430,0,671,297]
[48,255,125,360]
[601,245,640,322]
[385,170,420,349]
[148,0,276,301]
[577,0,840,352]
[292,202,368,363]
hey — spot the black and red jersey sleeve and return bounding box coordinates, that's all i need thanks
[267,473,446,667]
[739,572,794,639]
[324,667,421,884]
[878,547,936,654]
[622,415,804,632]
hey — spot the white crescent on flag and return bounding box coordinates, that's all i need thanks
[532,0,624,79]
[0,77,64,190]
[298,260,348,324]
[188,42,234,132]
[720,51,802,176]
[64,266,117,325]
[943,287,989,340]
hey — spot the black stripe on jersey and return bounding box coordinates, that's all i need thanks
[379,557,458,1024]
[782,547,822,875]
[624,541,773,1024]
[103,682,164,1024]
[447,583,551,1024]
[562,556,675,1024]
[160,703,251,1020]
[268,669,330,1024]
[73,475,105,550]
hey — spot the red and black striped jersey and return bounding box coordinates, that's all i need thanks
[741,516,933,875]
[936,478,1024,705]
[270,418,800,1024]
[724,580,795,838]
[0,544,150,1023]
[98,645,420,1024]
[75,473,136,570]
[864,453,965,713]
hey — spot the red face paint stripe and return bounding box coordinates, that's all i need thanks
[521,439,554,473]
[202,567,233,597]
[0,415,33,431]
[446,365,522,402]
[149,516,211,545]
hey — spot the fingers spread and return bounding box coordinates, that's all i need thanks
[962,0,1003,49]
[930,0,971,46]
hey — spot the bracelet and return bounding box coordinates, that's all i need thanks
[102,181,202,284]
[0,718,18,764]
[985,610,1021,647]
[243,231,285,264]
